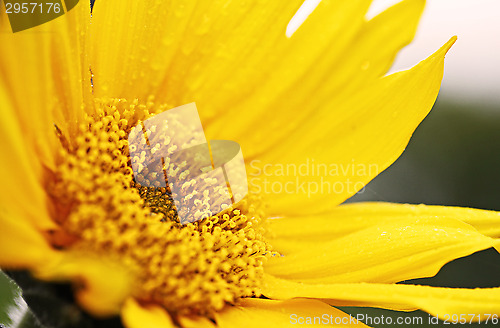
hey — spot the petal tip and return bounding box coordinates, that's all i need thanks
[443,36,458,55]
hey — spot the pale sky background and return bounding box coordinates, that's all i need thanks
[290,0,500,106]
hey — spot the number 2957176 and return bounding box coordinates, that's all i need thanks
[5,2,62,14]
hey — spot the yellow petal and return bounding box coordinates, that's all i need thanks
[87,0,386,134]
[177,315,216,328]
[268,201,500,251]
[47,1,93,135]
[0,210,58,269]
[214,298,367,327]
[35,253,135,317]
[263,274,500,319]
[211,0,426,157]
[268,202,500,253]
[88,0,306,101]
[266,214,498,284]
[200,0,371,131]
[0,81,55,231]
[0,2,90,165]
[0,12,55,167]
[250,37,455,217]
[345,202,500,239]
[334,0,426,94]
[0,80,58,270]
[121,298,175,328]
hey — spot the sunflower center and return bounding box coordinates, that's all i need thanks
[48,98,273,316]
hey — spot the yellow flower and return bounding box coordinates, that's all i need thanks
[1,0,500,327]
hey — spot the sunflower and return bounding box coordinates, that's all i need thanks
[1,0,500,327]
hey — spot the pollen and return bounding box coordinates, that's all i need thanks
[48,98,273,316]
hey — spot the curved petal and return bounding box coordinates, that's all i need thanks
[218,0,426,158]
[35,253,135,317]
[0,81,55,232]
[88,0,303,101]
[47,1,93,135]
[266,214,498,284]
[0,1,91,166]
[88,0,371,116]
[0,79,59,272]
[263,274,500,320]
[343,202,500,239]
[268,202,500,254]
[268,201,500,251]
[251,37,455,216]
[121,298,175,328]
[0,15,56,168]
[177,315,217,328]
[0,210,59,269]
[214,298,368,327]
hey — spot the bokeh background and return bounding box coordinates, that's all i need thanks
[1,0,500,327]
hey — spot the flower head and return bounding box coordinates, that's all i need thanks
[1,0,500,327]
